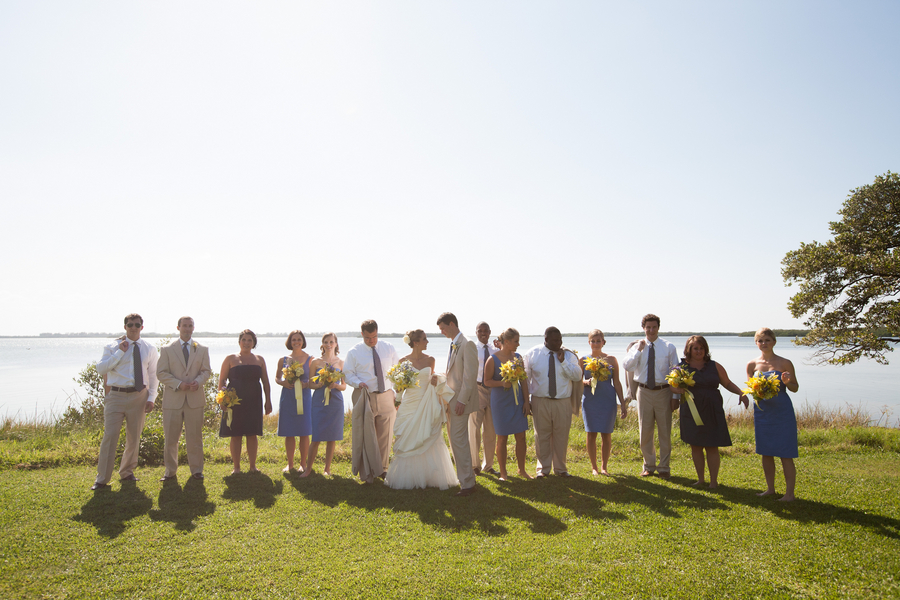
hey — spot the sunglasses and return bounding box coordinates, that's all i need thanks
[125,323,142,328]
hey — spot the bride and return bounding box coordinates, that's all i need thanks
[385,329,459,490]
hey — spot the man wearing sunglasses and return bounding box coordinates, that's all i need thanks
[91,313,159,490]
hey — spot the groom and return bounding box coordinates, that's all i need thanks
[436,312,478,496]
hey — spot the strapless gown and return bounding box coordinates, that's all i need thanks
[753,370,798,458]
[219,364,263,437]
[385,367,459,490]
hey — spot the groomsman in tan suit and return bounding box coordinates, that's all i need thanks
[437,312,478,496]
[157,316,212,481]
[469,321,498,476]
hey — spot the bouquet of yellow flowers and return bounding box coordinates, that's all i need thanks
[312,363,345,407]
[666,365,703,426]
[387,361,420,405]
[500,356,528,405]
[216,388,242,428]
[743,371,782,409]
[583,357,612,395]
[282,360,306,415]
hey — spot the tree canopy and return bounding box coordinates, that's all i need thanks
[782,171,900,365]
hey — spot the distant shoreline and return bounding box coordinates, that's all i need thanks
[0,329,810,339]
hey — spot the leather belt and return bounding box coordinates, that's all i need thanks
[111,386,145,393]
[638,383,669,391]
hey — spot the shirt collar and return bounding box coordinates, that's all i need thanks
[181,338,193,346]
[451,333,462,345]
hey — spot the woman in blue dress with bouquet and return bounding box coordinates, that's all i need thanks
[275,330,312,473]
[746,327,800,502]
[580,329,627,476]
[483,328,532,481]
[301,332,347,478]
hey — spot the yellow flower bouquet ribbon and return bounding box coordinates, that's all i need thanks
[499,356,528,405]
[666,366,702,426]
[216,388,242,428]
[282,361,306,415]
[312,365,345,406]
[583,357,612,395]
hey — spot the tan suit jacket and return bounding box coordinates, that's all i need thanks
[157,339,212,409]
[446,334,478,415]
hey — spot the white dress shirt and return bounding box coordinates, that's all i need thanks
[622,337,679,387]
[475,340,497,384]
[524,344,582,399]
[97,337,160,393]
[344,340,399,391]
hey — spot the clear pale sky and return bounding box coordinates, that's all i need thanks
[1,2,898,337]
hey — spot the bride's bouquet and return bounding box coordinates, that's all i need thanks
[216,388,242,428]
[312,364,345,406]
[500,356,528,406]
[743,371,781,409]
[583,357,612,395]
[666,365,703,426]
[282,360,306,415]
[387,360,419,406]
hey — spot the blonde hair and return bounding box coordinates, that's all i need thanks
[588,329,605,342]
[498,328,520,343]
[754,327,776,342]
[406,329,425,347]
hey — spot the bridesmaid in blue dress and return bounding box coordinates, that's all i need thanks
[580,330,627,476]
[484,328,532,481]
[218,329,272,474]
[301,332,347,478]
[275,330,312,473]
[746,327,800,502]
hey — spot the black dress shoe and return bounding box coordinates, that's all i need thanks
[483,467,501,476]
[191,473,204,480]
[378,472,387,480]
[474,467,481,475]
[159,475,177,482]
[90,482,109,491]
[120,474,138,482]
[556,472,573,478]
[455,486,476,497]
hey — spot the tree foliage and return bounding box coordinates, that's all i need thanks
[782,171,900,365]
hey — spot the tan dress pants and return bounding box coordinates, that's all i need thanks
[95,389,147,484]
[531,395,572,475]
[162,404,205,476]
[637,386,674,473]
[370,390,397,472]
[468,384,496,471]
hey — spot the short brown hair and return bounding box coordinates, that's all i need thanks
[588,329,604,341]
[239,329,258,349]
[320,332,339,356]
[361,320,378,333]
[285,329,307,350]
[641,314,660,328]
[177,316,193,327]
[436,312,458,327]
[683,335,711,362]
[124,313,143,326]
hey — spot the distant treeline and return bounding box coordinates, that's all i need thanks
[2,330,812,339]
[737,329,809,338]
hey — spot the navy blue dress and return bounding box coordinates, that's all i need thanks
[219,364,263,437]
[277,356,312,437]
[753,370,798,458]
[678,360,732,447]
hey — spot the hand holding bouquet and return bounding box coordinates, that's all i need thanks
[216,388,242,428]
[282,360,306,414]
[387,360,420,406]
[583,357,612,395]
[666,365,703,426]
[312,364,345,406]
[500,356,528,405]
[743,371,782,409]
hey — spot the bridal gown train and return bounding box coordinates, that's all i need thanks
[385,367,459,490]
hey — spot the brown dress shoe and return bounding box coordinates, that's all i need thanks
[90,482,109,491]
[659,472,671,479]
[455,486,476,497]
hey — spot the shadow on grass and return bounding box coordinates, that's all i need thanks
[72,481,152,538]
[285,471,568,536]
[148,477,216,532]
[708,483,900,540]
[222,471,284,509]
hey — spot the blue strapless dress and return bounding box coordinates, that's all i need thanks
[753,370,798,458]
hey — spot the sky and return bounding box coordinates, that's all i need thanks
[1,1,898,337]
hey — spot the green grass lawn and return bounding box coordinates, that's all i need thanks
[1,420,899,599]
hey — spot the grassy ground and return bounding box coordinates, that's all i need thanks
[1,416,899,599]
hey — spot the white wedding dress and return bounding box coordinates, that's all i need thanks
[385,367,459,490]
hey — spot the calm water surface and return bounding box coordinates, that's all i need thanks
[1,335,898,426]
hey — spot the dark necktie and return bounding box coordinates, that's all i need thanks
[447,342,454,371]
[182,342,190,365]
[480,345,489,383]
[647,342,656,388]
[548,352,557,398]
[372,346,384,393]
[133,342,144,390]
